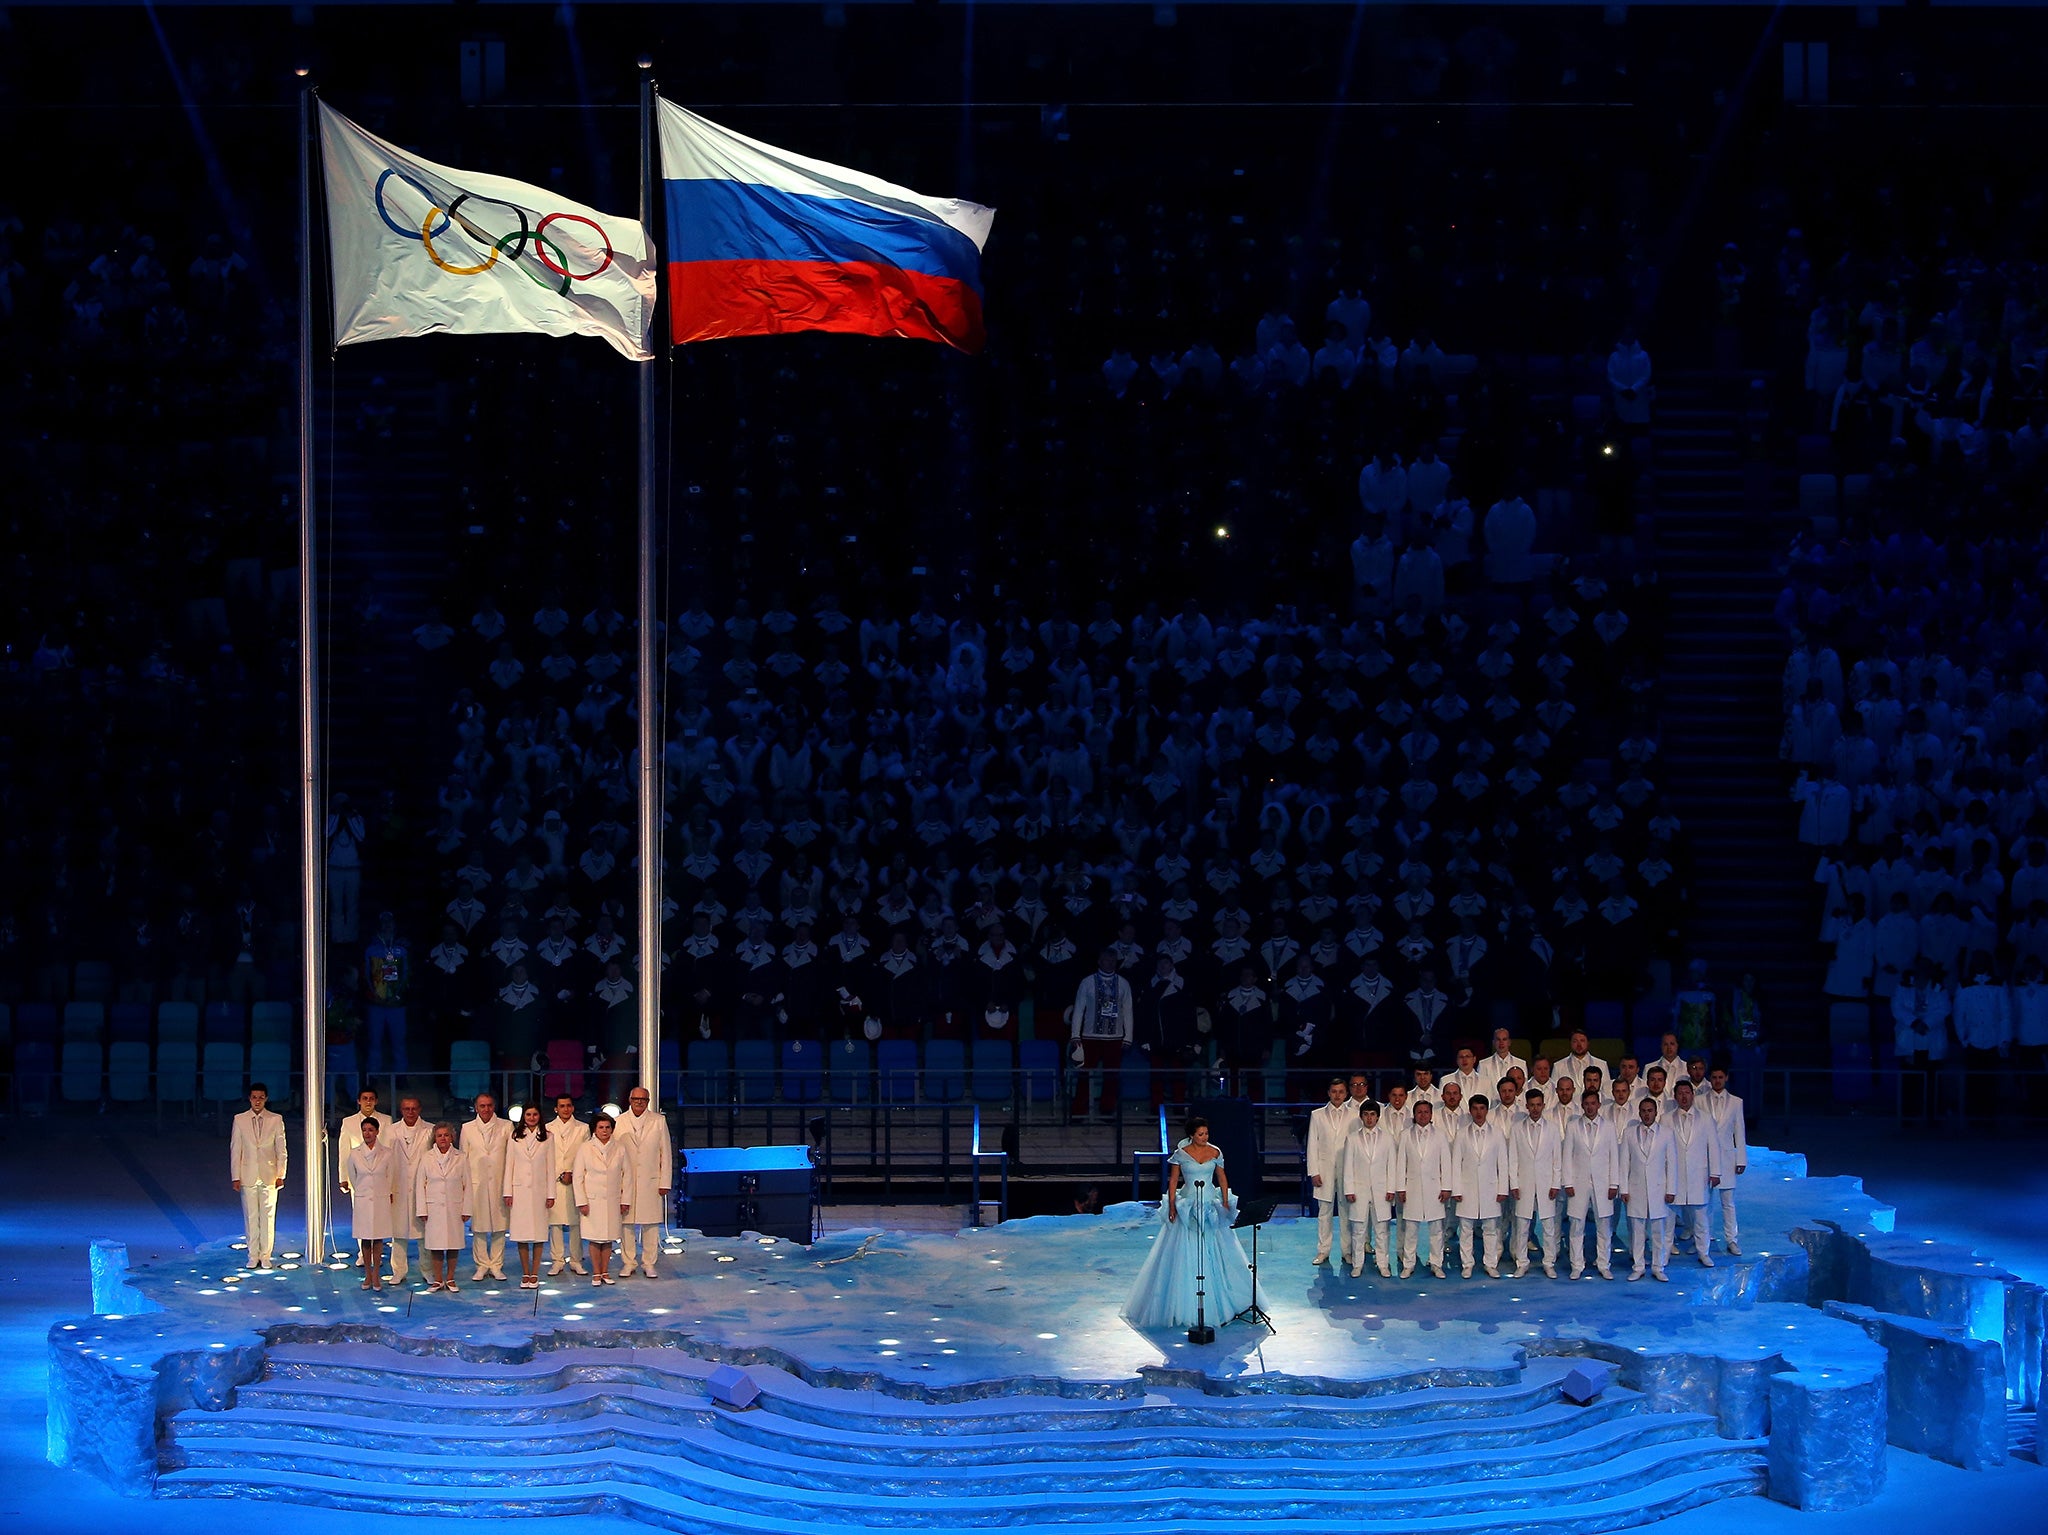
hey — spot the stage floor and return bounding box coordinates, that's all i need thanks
[10,1122,2048,1531]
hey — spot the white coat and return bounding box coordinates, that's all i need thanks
[1396,1122,1452,1222]
[1449,1118,1511,1218]
[615,1107,675,1226]
[573,1136,628,1243]
[230,1108,289,1187]
[461,1115,513,1235]
[337,1112,375,1190]
[343,1140,399,1241]
[1561,1111,1620,1219]
[1702,1088,1747,1174]
[1561,1052,1611,1094]
[386,1117,437,1227]
[502,1132,555,1244]
[1475,1051,1527,1101]
[1620,1120,1677,1217]
[1508,1114,1563,1221]
[1340,1124,1400,1223]
[1306,1101,1355,1193]
[1953,983,2012,1052]
[1892,984,1951,1060]
[1448,1068,1485,1104]
[548,1115,591,1225]
[1666,1106,1725,1206]
[414,1146,471,1251]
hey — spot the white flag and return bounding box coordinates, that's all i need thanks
[319,101,653,361]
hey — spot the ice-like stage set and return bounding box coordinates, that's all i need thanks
[48,1146,2043,1530]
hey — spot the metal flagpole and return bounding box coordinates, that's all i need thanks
[297,82,331,1262]
[635,60,663,1107]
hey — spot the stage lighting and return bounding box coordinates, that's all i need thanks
[1213,525,1230,540]
[1601,443,1617,457]
[601,1102,621,1118]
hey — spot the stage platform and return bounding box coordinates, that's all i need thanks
[44,1146,2048,1529]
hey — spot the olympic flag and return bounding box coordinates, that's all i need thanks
[657,100,994,353]
[318,101,655,361]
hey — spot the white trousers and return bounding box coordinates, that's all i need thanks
[240,1182,278,1265]
[1670,1202,1712,1261]
[1400,1218,1445,1273]
[1455,1214,1502,1274]
[621,1224,663,1273]
[388,1217,421,1278]
[549,1209,585,1269]
[1630,1213,1673,1274]
[1714,1187,1739,1248]
[1345,1217,1392,1275]
[1566,1213,1613,1276]
[471,1229,506,1272]
[1510,1209,1560,1271]
[1315,1198,1341,1261]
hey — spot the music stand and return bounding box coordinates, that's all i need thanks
[1232,1198,1277,1331]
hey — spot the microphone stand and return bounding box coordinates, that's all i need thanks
[1187,1176,1216,1345]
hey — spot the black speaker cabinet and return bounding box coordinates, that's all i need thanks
[675,1144,817,1245]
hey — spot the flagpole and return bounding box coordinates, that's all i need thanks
[635,60,663,1108]
[297,81,331,1263]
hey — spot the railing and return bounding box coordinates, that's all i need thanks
[1130,1103,1171,1204]
[969,1104,1009,1227]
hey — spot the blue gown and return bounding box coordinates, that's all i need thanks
[1121,1147,1263,1330]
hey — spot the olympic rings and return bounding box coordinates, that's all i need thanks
[372,166,621,290]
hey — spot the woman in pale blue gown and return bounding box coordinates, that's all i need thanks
[1122,1118,1263,1330]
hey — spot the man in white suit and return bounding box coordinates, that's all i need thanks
[1703,1066,1748,1256]
[1620,1096,1678,1281]
[384,1095,436,1282]
[336,1086,383,1267]
[229,1083,289,1269]
[1305,1078,1354,1267]
[1394,1100,1452,1279]
[460,1093,513,1281]
[1665,1080,1726,1266]
[546,1094,591,1275]
[1561,1086,1620,1280]
[1507,1088,1564,1277]
[1340,1101,1400,1278]
[1475,1028,1527,1101]
[1448,1095,1510,1277]
[615,1085,674,1277]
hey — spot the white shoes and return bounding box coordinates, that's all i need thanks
[1541,1264,1556,1278]
[569,1263,588,1275]
[1399,1265,1415,1279]
[471,1267,488,1282]
[1699,1255,1717,1268]
[1652,1269,1670,1282]
[1726,1242,1742,1257]
[548,1262,565,1276]
[1628,1268,1645,1282]
[1429,1265,1446,1279]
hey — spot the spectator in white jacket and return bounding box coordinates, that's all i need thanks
[1952,959,2011,1122]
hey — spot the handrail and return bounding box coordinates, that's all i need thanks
[968,1102,1009,1227]
[1130,1101,1171,1204]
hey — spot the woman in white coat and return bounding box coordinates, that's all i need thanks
[503,1105,556,1289]
[573,1113,630,1286]
[413,1122,472,1292]
[344,1116,399,1291]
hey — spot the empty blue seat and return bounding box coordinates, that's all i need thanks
[109,1003,151,1044]
[250,1001,294,1045]
[62,1002,104,1042]
[1584,1000,1629,1040]
[156,1040,198,1105]
[15,1041,54,1110]
[828,1038,871,1103]
[157,1002,200,1044]
[781,1039,824,1103]
[249,1042,293,1103]
[203,1041,246,1101]
[1119,1046,1152,1107]
[1018,1039,1061,1104]
[971,1038,1014,1103]
[658,1039,682,1102]
[108,1041,150,1103]
[15,1003,57,1045]
[925,1039,966,1103]
[73,961,114,1003]
[734,1040,776,1104]
[204,1001,245,1045]
[448,1040,491,1102]
[1831,1042,1873,1105]
[877,1040,919,1104]
[685,1038,729,1104]
[61,1041,103,1103]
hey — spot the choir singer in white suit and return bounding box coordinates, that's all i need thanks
[1703,1066,1748,1256]
[1561,1087,1620,1280]
[1665,1080,1725,1266]
[1448,1095,1510,1278]
[461,1093,513,1282]
[546,1095,591,1276]
[1619,1097,1678,1281]
[1340,1101,1399,1278]
[1394,1100,1452,1279]
[1507,1088,1563,1277]
[1306,1077,1354,1267]
[229,1083,288,1270]
[615,1086,675,1278]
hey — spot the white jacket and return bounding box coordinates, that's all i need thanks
[1891,984,1950,1061]
[1666,1106,1725,1205]
[1475,1051,1527,1101]
[1449,1118,1511,1218]
[1508,1114,1563,1221]
[230,1109,288,1186]
[1340,1125,1400,1223]
[461,1115,514,1235]
[1396,1123,1452,1222]
[1306,1101,1355,1189]
[1702,1088,1747,1174]
[1620,1119,1678,1217]
[1561,1111,1621,1218]
[615,1107,674,1224]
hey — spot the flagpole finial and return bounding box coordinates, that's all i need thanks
[638,54,653,70]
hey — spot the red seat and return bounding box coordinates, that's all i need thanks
[540,1038,585,1102]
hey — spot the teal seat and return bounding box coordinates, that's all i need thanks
[109,1041,151,1103]
[63,1002,105,1042]
[449,1040,492,1102]
[925,1039,966,1103]
[1119,1045,1152,1106]
[971,1039,1014,1102]
[828,1038,871,1103]
[734,1040,776,1104]
[202,1041,246,1101]
[157,1002,200,1045]
[251,1001,294,1046]
[249,1042,293,1103]
[156,1041,198,1105]
[684,1038,729,1103]
[61,1041,103,1102]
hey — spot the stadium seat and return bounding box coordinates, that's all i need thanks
[1831,1042,1873,1105]
[448,1040,492,1102]
[62,1002,104,1042]
[109,1002,151,1044]
[155,1041,198,1107]
[658,1039,681,1102]
[1018,1039,1061,1105]
[202,1041,246,1101]
[542,1038,586,1102]
[1587,1037,1627,1070]
[734,1040,776,1104]
[1583,1000,1629,1041]
[72,961,113,1003]
[1827,1001,1870,1044]
[925,1039,966,1102]
[0,1003,10,1049]
[251,1001,294,1045]
[248,1043,293,1103]
[1118,1045,1151,1107]
[877,1040,919,1104]
[970,1038,1013,1102]
[828,1038,871,1102]
[157,1002,200,1044]
[1262,1040,1288,1101]
[684,1038,729,1104]
[16,1003,58,1045]
[203,1001,245,1044]
[15,1041,54,1112]
[781,1038,824,1103]
[1536,1037,1572,1066]
[61,1040,103,1103]
[108,1041,150,1104]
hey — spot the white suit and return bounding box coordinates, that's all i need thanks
[1561,1052,1611,1094]
[384,1116,436,1279]
[342,1140,399,1242]
[229,1107,288,1266]
[414,1146,471,1252]
[615,1107,675,1275]
[1620,1119,1678,1277]
[1339,1123,1399,1276]
[502,1132,555,1245]
[1475,1051,1527,1102]
[546,1113,591,1272]
[1665,1106,1726,1263]
[1448,1117,1510,1276]
[1306,1100,1356,1264]
[573,1135,628,1245]
[1508,1113,1564,1275]
[1702,1086,1747,1252]
[460,1114,514,1277]
[1561,1110,1620,1278]
[1395,1121,1452,1276]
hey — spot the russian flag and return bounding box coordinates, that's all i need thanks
[657,100,995,354]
